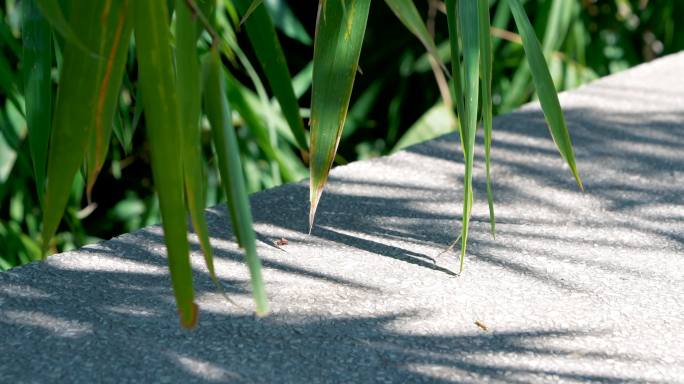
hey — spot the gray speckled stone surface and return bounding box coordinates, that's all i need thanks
[2,53,684,384]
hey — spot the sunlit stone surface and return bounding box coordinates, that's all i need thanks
[1,53,683,383]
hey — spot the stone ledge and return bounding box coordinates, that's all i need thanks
[1,53,683,383]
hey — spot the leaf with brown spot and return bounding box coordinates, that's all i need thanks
[84,0,133,200]
[42,0,131,255]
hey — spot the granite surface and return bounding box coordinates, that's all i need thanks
[1,53,683,383]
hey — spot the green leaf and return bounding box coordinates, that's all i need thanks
[383,0,444,73]
[478,0,495,237]
[0,7,22,58]
[223,70,301,182]
[508,0,583,190]
[134,0,198,328]
[22,0,53,206]
[309,0,371,231]
[541,0,575,55]
[238,0,263,26]
[35,0,93,55]
[202,49,269,317]
[291,61,313,99]
[0,45,23,115]
[175,0,219,291]
[444,0,465,126]
[500,0,574,112]
[263,0,312,45]
[216,5,290,183]
[0,109,20,188]
[42,0,129,255]
[84,2,133,200]
[393,102,456,152]
[490,0,511,52]
[456,0,479,273]
[233,0,309,152]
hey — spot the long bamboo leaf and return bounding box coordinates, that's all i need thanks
[35,0,92,54]
[478,0,495,237]
[444,0,464,127]
[383,0,450,107]
[500,0,574,112]
[490,0,511,51]
[175,0,219,289]
[456,0,479,273]
[84,2,133,200]
[134,0,198,328]
[203,50,269,317]
[224,71,302,182]
[309,0,371,231]
[233,0,309,152]
[216,7,287,182]
[383,0,444,73]
[41,0,128,255]
[221,61,289,175]
[508,0,583,190]
[22,0,52,205]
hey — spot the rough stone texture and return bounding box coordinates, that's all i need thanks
[2,53,684,383]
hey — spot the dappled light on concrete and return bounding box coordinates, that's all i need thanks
[1,53,683,382]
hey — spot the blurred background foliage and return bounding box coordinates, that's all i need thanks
[1,0,682,270]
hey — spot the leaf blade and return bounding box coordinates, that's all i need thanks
[445,0,465,126]
[478,0,495,237]
[508,0,583,190]
[233,0,309,152]
[35,0,93,55]
[223,71,302,183]
[456,0,480,272]
[383,0,443,71]
[84,1,133,199]
[41,0,129,256]
[203,50,269,316]
[134,0,198,328]
[309,0,371,231]
[22,0,53,205]
[175,0,218,287]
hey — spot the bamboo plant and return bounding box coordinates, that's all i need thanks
[24,0,581,328]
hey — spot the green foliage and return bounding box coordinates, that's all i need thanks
[135,0,198,328]
[233,0,308,152]
[0,0,682,325]
[22,0,51,206]
[203,49,268,315]
[309,0,371,231]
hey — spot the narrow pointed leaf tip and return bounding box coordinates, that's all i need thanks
[23,0,52,206]
[202,49,269,317]
[41,0,131,255]
[309,0,371,232]
[179,302,200,329]
[508,0,583,191]
[452,0,480,273]
[85,1,133,200]
[175,0,225,300]
[477,0,495,237]
[134,0,198,328]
